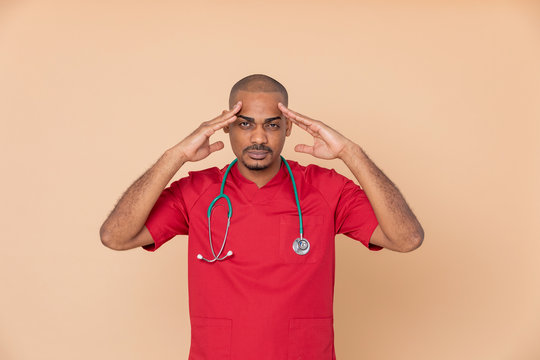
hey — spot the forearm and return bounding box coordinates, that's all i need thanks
[340,143,424,247]
[100,147,186,247]
[99,103,241,250]
[276,102,423,249]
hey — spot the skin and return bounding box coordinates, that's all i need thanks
[223,90,292,187]
[100,89,423,252]
[277,102,424,252]
[99,102,242,250]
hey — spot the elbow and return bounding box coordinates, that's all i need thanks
[100,225,122,251]
[400,227,424,252]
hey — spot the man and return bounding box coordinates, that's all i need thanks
[100,74,424,359]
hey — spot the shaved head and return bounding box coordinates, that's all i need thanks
[229,74,288,108]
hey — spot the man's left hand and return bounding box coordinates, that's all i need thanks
[278,103,354,160]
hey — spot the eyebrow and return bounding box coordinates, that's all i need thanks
[237,115,281,123]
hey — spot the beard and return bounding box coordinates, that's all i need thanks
[242,159,269,171]
[242,145,273,171]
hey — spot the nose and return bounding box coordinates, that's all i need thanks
[250,124,268,144]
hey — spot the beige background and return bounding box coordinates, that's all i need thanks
[1,0,539,359]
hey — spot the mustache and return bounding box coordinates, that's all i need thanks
[243,145,273,153]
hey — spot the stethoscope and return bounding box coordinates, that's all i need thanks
[197,156,310,262]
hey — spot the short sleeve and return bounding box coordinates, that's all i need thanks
[335,179,382,251]
[142,178,189,252]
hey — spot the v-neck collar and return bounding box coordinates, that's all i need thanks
[227,158,290,203]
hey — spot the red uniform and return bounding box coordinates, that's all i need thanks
[143,159,381,359]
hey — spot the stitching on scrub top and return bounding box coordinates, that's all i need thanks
[300,167,334,213]
[184,168,223,217]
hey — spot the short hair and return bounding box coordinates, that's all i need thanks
[229,74,288,108]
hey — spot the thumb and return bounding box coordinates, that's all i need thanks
[294,144,314,155]
[208,141,225,154]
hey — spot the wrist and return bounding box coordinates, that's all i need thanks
[164,146,188,168]
[338,141,364,162]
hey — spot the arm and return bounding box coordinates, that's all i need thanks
[278,103,424,252]
[99,102,242,251]
[338,144,423,252]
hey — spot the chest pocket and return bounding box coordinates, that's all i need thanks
[279,215,325,264]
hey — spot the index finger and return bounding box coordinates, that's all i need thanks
[278,103,313,125]
[209,101,242,125]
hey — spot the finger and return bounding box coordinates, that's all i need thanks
[290,112,314,127]
[203,102,241,133]
[209,101,242,125]
[278,102,295,115]
[281,108,320,137]
[278,103,314,125]
[227,100,243,114]
[208,141,225,154]
[290,117,308,131]
[199,115,236,138]
[278,102,299,120]
[214,103,241,123]
[289,117,319,137]
[286,113,306,126]
[278,103,300,121]
[210,115,236,132]
[291,114,324,137]
[294,144,314,155]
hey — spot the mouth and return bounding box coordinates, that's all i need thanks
[246,151,270,160]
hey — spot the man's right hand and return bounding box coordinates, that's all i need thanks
[100,101,242,251]
[171,101,242,163]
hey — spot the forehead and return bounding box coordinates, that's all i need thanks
[234,91,284,115]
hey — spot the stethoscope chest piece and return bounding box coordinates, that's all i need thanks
[199,156,311,262]
[293,237,310,255]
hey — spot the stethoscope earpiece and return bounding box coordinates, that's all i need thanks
[197,250,234,263]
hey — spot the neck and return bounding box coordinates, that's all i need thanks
[237,157,282,188]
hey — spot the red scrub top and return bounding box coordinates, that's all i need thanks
[143,159,381,360]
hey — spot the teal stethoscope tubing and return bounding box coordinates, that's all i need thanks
[196,156,305,262]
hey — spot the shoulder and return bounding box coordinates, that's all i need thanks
[285,159,354,212]
[168,165,225,196]
[186,166,223,184]
[287,159,349,187]
[286,159,352,206]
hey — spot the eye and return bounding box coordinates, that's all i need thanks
[267,123,280,129]
[239,121,251,128]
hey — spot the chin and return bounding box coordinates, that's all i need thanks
[245,163,269,171]
[241,153,274,171]
[242,159,271,171]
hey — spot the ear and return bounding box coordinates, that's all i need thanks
[223,125,230,134]
[285,117,292,136]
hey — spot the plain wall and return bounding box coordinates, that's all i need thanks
[1,0,539,359]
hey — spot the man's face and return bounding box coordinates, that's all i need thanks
[224,90,291,172]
